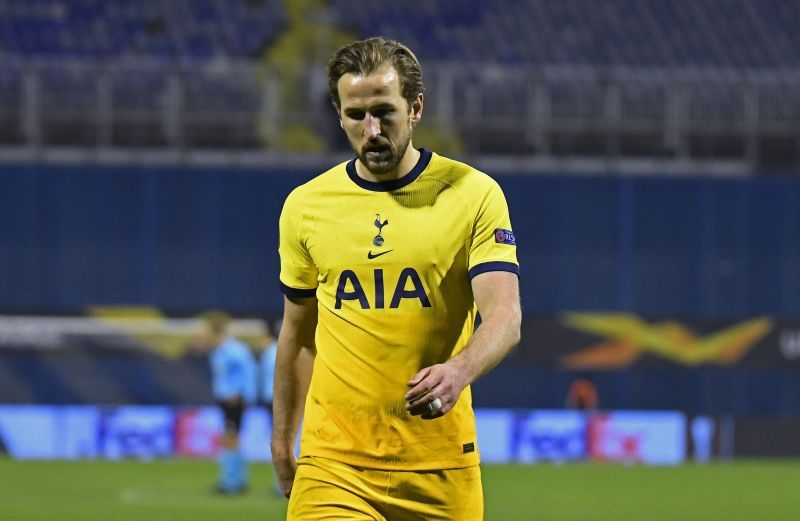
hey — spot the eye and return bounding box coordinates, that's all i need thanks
[346,110,365,121]
[372,108,393,118]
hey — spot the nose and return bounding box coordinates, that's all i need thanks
[363,113,381,140]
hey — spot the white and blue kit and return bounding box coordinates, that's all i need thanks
[209,337,256,493]
[210,337,257,407]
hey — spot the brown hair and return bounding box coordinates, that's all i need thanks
[326,36,424,111]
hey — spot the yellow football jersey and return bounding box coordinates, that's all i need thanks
[279,149,518,470]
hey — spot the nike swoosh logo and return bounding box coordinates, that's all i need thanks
[367,250,393,259]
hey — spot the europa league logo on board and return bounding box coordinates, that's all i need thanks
[373,214,389,247]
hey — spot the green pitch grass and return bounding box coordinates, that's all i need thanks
[1,459,799,520]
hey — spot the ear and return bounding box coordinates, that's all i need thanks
[410,93,424,128]
[339,117,344,129]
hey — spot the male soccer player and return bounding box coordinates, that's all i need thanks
[272,37,521,520]
[201,311,257,495]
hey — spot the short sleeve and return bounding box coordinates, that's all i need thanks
[278,191,318,297]
[468,178,520,279]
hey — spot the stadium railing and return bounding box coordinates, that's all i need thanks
[0,58,799,170]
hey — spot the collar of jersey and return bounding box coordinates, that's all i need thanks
[346,148,432,192]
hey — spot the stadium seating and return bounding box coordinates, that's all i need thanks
[329,0,800,68]
[0,1,797,163]
[0,0,287,60]
[0,0,798,67]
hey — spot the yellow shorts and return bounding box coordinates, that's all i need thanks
[287,456,483,521]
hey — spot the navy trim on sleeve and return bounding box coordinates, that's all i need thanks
[279,281,317,298]
[468,261,520,279]
[346,148,431,192]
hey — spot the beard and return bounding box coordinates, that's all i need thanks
[355,129,412,176]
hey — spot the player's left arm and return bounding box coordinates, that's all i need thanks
[406,270,521,418]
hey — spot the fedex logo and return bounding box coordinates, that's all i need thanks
[97,407,174,459]
[509,411,587,462]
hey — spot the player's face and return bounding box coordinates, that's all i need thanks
[337,64,422,176]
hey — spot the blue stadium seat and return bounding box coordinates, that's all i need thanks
[7,0,796,67]
[0,0,286,61]
[328,0,800,68]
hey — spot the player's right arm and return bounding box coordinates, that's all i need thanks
[271,294,317,498]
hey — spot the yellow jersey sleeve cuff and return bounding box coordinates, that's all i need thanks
[468,261,520,279]
[279,280,317,298]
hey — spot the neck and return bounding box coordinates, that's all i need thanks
[356,144,420,183]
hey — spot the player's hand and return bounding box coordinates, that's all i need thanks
[271,447,297,498]
[405,363,467,420]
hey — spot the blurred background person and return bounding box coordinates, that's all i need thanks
[199,311,258,495]
[565,373,599,411]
